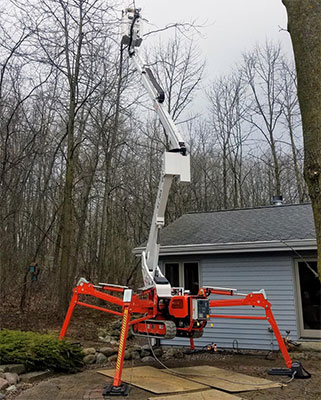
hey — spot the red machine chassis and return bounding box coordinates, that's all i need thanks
[59,281,294,390]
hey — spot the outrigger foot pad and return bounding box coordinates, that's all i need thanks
[103,383,131,396]
[268,361,311,379]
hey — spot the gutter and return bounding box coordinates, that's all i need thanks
[133,239,317,256]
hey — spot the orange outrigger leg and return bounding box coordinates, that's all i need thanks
[209,289,311,378]
[59,279,133,396]
[103,303,132,396]
[209,291,292,367]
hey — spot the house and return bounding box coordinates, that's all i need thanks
[135,203,320,350]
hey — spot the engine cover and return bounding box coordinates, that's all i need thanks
[168,296,189,318]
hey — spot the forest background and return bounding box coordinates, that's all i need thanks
[0,0,313,317]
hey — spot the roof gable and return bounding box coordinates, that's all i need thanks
[159,203,315,247]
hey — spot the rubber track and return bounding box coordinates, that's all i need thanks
[131,320,177,339]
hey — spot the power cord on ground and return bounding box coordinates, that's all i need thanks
[144,321,289,388]
[285,370,297,384]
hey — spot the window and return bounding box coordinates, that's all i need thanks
[295,260,321,338]
[184,262,199,294]
[164,261,199,293]
[164,263,180,287]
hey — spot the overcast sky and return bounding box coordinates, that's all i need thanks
[122,0,293,77]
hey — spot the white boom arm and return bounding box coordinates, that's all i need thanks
[121,9,190,297]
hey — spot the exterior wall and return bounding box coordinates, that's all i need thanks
[160,253,299,350]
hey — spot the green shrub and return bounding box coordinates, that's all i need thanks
[0,330,84,373]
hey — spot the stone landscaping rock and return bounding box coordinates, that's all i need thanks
[98,334,112,343]
[162,347,184,360]
[163,348,176,357]
[83,347,96,356]
[140,349,150,357]
[130,344,142,352]
[17,382,33,392]
[111,329,120,337]
[124,350,131,360]
[99,347,116,357]
[95,353,108,364]
[83,354,96,364]
[20,370,52,383]
[80,343,179,365]
[98,319,134,344]
[175,350,184,359]
[0,372,5,379]
[0,364,25,374]
[97,328,107,336]
[108,354,118,362]
[113,320,122,329]
[6,384,17,392]
[4,372,19,385]
[0,377,9,390]
[0,393,5,399]
[141,356,155,363]
[98,336,119,346]
[131,351,140,360]
[152,347,163,357]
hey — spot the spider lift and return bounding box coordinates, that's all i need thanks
[59,8,310,397]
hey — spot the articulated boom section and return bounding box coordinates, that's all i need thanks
[141,151,190,298]
[59,278,305,396]
[121,8,191,297]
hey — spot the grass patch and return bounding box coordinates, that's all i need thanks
[0,329,84,373]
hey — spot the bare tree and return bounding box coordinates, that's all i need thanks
[279,59,306,202]
[11,0,120,313]
[242,42,284,196]
[207,72,249,208]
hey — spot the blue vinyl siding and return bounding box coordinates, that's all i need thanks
[161,254,299,350]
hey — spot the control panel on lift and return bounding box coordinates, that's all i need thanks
[192,299,210,320]
[168,296,209,321]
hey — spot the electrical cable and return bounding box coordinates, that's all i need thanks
[285,370,297,384]
[279,239,319,279]
[143,321,289,388]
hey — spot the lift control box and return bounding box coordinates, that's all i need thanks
[192,299,210,320]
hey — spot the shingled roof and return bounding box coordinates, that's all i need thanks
[135,203,316,255]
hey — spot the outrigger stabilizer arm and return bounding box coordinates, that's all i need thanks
[59,278,157,396]
[206,287,310,378]
[59,281,310,397]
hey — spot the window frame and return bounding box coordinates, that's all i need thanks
[294,258,321,338]
[163,260,200,291]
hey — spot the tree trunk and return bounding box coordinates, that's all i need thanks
[97,44,124,282]
[288,116,304,202]
[282,0,321,279]
[222,147,228,209]
[59,103,76,315]
[58,2,84,315]
[270,134,282,196]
